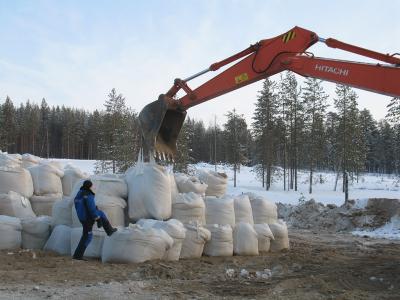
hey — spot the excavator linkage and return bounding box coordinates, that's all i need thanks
[138,95,186,160]
[138,26,400,161]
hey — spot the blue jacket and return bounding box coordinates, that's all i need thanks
[74,188,99,222]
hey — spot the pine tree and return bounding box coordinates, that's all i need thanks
[98,89,125,173]
[394,125,400,175]
[0,101,5,151]
[252,79,278,190]
[325,112,340,173]
[301,78,328,193]
[25,101,41,155]
[96,89,138,173]
[86,110,101,159]
[174,119,191,172]
[48,106,63,158]
[40,98,50,158]
[115,108,140,172]
[191,120,208,162]
[359,109,379,172]
[1,96,16,153]
[224,109,248,187]
[386,97,400,174]
[386,97,400,124]
[277,72,302,190]
[334,85,366,199]
[376,120,396,174]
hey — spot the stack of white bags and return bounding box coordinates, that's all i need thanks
[0,151,289,263]
[29,162,64,216]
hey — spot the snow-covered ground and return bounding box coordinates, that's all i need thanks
[54,159,399,206]
[192,163,400,206]
[52,159,400,240]
[52,159,97,175]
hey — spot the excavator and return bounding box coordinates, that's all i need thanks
[138,26,400,161]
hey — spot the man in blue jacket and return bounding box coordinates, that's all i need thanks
[72,180,117,260]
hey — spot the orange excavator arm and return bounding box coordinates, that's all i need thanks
[139,26,400,160]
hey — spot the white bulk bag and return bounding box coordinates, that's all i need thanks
[91,174,128,199]
[101,225,173,263]
[21,216,52,249]
[0,166,34,198]
[70,227,106,258]
[44,225,71,255]
[0,215,22,250]
[174,173,208,195]
[0,153,21,168]
[169,173,179,202]
[40,160,64,171]
[0,191,36,218]
[52,196,73,227]
[172,192,206,224]
[269,220,289,252]
[30,193,62,216]
[254,223,274,252]
[62,166,87,197]
[21,154,40,169]
[205,196,235,226]
[180,223,211,259]
[233,222,259,256]
[197,170,228,197]
[71,194,126,228]
[126,162,171,221]
[29,164,64,195]
[203,224,233,257]
[95,195,127,227]
[68,179,85,202]
[246,193,278,224]
[8,153,22,161]
[137,219,186,261]
[234,194,254,224]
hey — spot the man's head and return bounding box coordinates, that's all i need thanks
[82,180,93,190]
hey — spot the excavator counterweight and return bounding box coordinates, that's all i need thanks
[138,26,400,160]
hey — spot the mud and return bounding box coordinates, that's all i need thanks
[0,229,399,299]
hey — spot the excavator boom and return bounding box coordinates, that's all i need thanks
[139,26,400,160]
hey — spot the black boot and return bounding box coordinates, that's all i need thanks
[102,218,117,236]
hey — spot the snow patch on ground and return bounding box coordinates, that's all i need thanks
[353,198,370,209]
[352,216,400,240]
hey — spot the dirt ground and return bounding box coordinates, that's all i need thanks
[0,230,399,300]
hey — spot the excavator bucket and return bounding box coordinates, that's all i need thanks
[138,95,187,160]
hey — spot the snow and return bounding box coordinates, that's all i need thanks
[352,215,400,240]
[47,159,96,175]
[192,163,400,241]
[48,159,399,207]
[192,163,400,206]
[48,159,400,239]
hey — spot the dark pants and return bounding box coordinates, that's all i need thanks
[73,210,114,259]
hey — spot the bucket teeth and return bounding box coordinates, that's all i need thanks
[150,148,176,163]
[138,96,187,162]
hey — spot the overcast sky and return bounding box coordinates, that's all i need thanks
[0,0,399,126]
